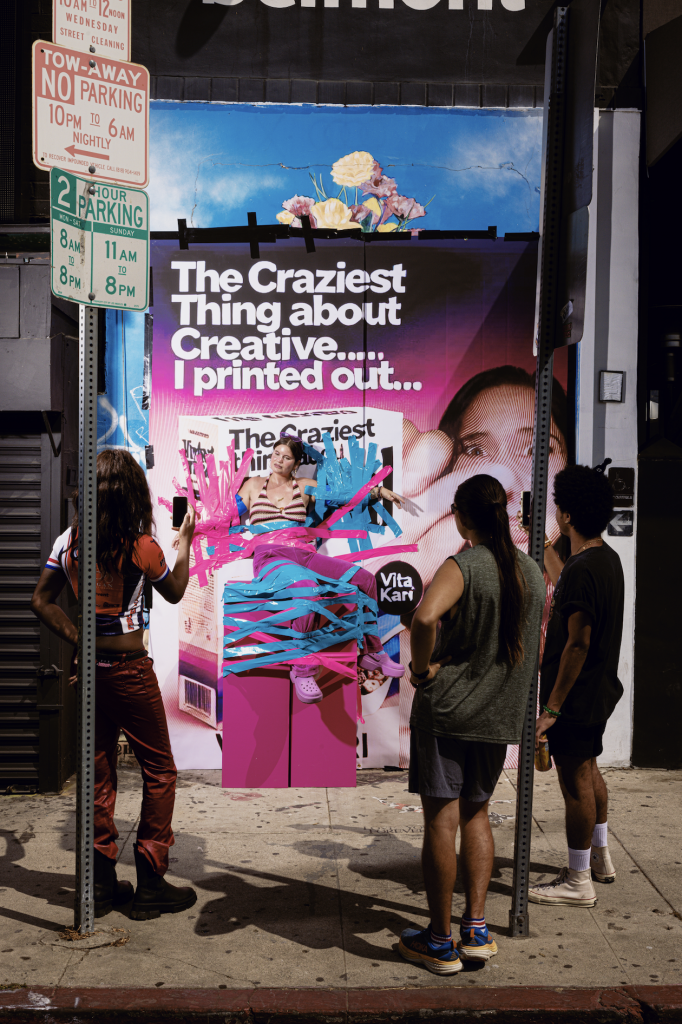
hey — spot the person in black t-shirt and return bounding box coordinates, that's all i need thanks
[528,465,624,909]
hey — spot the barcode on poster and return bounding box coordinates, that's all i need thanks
[179,674,216,728]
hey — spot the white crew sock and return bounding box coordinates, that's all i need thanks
[568,846,591,872]
[592,821,608,848]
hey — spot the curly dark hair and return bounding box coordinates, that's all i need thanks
[71,449,155,570]
[454,473,528,668]
[553,465,614,538]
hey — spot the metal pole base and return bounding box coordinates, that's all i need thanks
[509,911,530,938]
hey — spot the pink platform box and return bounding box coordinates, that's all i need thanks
[221,609,358,788]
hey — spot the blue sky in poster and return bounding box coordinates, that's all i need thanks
[149,102,542,236]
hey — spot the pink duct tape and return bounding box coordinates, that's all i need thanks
[335,543,419,562]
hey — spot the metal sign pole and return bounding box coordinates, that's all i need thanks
[509,6,568,939]
[75,304,98,934]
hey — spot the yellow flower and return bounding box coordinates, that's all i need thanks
[377,222,398,232]
[276,211,294,225]
[362,197,382,219]
[311,198,355,230]
[331,151,375,188]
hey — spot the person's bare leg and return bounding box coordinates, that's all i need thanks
[555,756,596,850]
[591,758,608,825]
[458,798,493,919]
[421,795,460,937]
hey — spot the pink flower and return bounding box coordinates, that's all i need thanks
[386,195,426,221]
[360,161,397,199]
[281,195,317,228]
[350,202,380,227]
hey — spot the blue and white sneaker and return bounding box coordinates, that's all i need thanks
[457,921,498,962]
[399,927,463,975]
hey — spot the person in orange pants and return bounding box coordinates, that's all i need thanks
[32,450,197,920]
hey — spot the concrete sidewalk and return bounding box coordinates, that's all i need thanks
[1,763,681,1010]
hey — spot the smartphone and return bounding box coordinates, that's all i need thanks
[172,495,188,528]
[522,491,531,527]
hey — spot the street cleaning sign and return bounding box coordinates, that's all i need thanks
[53,0,131,61]
[33,41,149,187]
[50,166,149,311]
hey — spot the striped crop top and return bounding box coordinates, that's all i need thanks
[250,478,307,526]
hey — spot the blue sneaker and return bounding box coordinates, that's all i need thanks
[399,927,463,975]
[457,922,498,962]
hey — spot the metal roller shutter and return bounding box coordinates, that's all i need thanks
[0,432,67,793]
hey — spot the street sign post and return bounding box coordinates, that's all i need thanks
[53,0,131,62]
[50,166,149,310]
[33,41,149,188]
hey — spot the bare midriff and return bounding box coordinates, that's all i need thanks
[96,627,145,653]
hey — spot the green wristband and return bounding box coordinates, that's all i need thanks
[542,704,561,718]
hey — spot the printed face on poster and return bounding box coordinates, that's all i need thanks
[146,104,568,772]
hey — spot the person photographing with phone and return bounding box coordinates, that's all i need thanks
[31,450,198,921]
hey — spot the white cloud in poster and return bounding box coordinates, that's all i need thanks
[445,113,542,207]
[148,126,281,229]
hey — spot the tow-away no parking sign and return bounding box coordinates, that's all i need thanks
[33,40,149,187]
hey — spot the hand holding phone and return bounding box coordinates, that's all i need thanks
[172,495,188,529]
[522,490,531,527]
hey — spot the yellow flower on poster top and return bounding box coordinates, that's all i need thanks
[331,151,375,188]
[377,222,398,232]
[276,210,295,224]
[311,198,355,230]
[362,196,382,219]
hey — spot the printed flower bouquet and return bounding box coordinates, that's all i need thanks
[276,150,431,233]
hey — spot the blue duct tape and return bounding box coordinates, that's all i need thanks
[220,431,396,675]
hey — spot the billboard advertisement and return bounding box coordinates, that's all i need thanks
[146,103,567,774]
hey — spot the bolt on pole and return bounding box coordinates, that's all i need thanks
[509,6,568,939]
[75,304,98,934]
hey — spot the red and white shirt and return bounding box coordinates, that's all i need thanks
[46,528,170,636]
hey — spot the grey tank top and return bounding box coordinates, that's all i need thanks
[410,544,546,744]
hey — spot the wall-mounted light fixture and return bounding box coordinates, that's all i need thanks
[599,370,625,402]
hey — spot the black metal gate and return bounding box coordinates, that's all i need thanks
[0,430,75,793]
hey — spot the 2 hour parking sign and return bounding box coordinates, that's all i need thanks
[50,166,149,310]
[33,40,149,187]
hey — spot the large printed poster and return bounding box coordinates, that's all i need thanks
[147,103,567,772]
[149,237,568,770]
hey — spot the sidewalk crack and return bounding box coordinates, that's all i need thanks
[609,826,682,920]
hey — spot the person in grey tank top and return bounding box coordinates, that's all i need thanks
[398,474,545,976]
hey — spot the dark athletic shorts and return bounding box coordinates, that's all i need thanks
[408,727,507,803]
[546,717,607,761]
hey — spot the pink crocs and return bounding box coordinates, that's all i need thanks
[290,664,323,704]
[358,650,405,678]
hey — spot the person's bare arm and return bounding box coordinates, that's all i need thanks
[299,476,317,508]
[535,610,592,748]
[543,544,565,588]
[409,558,464,684]
[515,509,564,586]
[31,569,78,647]
[237,476,262,513]
[154,508,196,605]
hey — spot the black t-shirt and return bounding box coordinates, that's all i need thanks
[540,542,624,725]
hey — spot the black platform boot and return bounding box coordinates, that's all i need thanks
[130,843,197,921]
[94,849,134,918]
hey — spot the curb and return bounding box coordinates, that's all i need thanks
[0,986,681,1023]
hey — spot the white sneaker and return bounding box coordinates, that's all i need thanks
[528,866,597,907]
[591,845,616,883]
